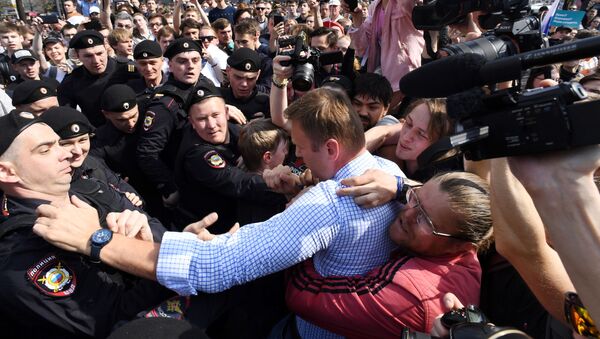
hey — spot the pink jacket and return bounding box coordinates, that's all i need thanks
[349,0,424,92]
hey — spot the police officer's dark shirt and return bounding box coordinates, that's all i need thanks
[136,75,213,198]
[174,123,287,234]
[0,179,171,338]
[222,87,270,121]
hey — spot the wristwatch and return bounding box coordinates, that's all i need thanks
[90,229,113,263]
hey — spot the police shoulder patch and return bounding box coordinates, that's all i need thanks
[27,254,76,297]
[204,150,226,169]
[143,111,156,131]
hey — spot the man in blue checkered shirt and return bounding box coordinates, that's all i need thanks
[34,87,405,338]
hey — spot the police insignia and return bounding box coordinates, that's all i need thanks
[27,255,76,297]
[87,38,93,45]
[142,52,148,58]
[40,87,47,94]
[245,62,251,71]
[123,102,130,110]
[71,124,80,133]
[183,42,189,48]
[144,296,191,320]
[204,150,226,169]
[143,111,156,131]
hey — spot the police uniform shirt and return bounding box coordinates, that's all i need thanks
[58,58,139,127]
[136,75,213,197]
[174,122,287,234]
[0,180,171,338]
[222,87,270,121]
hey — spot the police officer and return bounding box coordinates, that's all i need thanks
[0,111,171,337]
[174,83,286,233]
[42,106,144,208]
[11,79,59,116]
[136,37,213,209]
[128,40,166,96]
[57,30,138,127]
[223,47,270,121]
[92,84,165,218]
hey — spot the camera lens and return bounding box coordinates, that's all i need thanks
[440,35,518,62]
[292,62,314,92]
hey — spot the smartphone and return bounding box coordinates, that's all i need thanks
[40,14,59,24]
[274,14,284,25]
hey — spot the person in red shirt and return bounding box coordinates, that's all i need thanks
[285,171,492,338]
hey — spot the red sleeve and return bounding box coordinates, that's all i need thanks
[286,258,427,339]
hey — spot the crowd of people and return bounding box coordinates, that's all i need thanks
[0,0,599,338]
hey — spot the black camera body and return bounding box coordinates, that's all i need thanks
[414,0,544,61]
[418,82,600,165]
[278,32,343,91]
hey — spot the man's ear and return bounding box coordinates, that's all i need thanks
[0,161,19,184]
[324,138,340,159]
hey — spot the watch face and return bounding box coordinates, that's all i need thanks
[92,229,112,244]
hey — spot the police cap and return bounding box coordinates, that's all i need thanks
[163,38,202,59]
[101,84,138,112]
[134,40,163,60]
[0,111,43,156]
[69,30,104,50]
[11,49,37,64]
[227,47,261,72]
[12,80,57,106]
[42,106,94,139]
[185,82,222,109]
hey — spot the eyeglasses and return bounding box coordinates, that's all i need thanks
[198,36,215,42]
[404,187,471,242]
[150,22,163,27]
[256,7,266,10]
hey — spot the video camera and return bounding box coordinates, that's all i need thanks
[413,0,544,61]
[277,32,344,91]
[400,34,600,165]
[402,305,531,338]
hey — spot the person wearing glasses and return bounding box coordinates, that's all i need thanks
[198,25,228,86]
[284,171,491,338]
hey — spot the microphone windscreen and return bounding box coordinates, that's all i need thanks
[400,53,488,98]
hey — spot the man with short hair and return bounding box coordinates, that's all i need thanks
[136,38,213,209]
[296,0,311,23]
[233,19,273,93]
[114,12,135,35]
[146,0,158,15]
[11,80,59,116]
[0,110,170,337]
[180,18,202,39]
[34,87,404,338]
[108,28,134,62]
[148,14,167,38]
[0,23,24,85]
[352,72,397,130]
[128,40,165,96]
[6,49,59,97]
[224,48,270,119]
[173,83,286,231]
[63,0,83,18]
[212,18,234,55]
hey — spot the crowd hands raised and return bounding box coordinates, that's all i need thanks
[0,0,599,337]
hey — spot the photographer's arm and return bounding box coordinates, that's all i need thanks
[310,0,323,28]
[508,146,600,323]
[31,19,51,73]
[491,158,575,325]
[270,55,292,132]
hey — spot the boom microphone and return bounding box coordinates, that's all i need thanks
[401,36,600,99]
[400,53,488,98]
[480,35,600,84]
